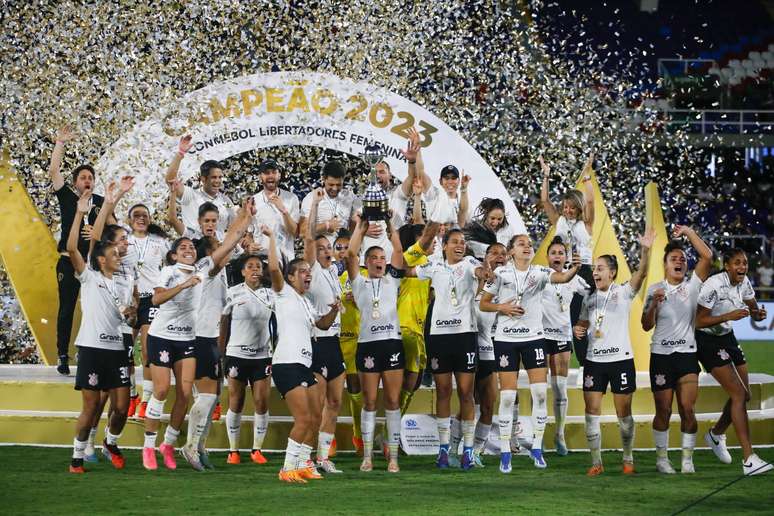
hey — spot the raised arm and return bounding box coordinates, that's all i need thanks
[164,135,193,199]
[629,228,655,292]
[458,173,470,226]
[262,225,284,292]
[166,179,185,236]
[549,254,581,284]
[346,219,368,279]
[210,198,255,273]
[387,219,404,269]
[67,191,91,274]
[417,221,440,253]
[303,189,325,266]
[673,225,713,281]
[91,176,134,255]
[399,128,422,197]
[539,156,560,225]
[581,154,595,229]
[49,126,75,192]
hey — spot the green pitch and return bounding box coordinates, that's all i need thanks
[2,447,772,515]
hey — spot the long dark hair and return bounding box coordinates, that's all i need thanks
[89,241,116,272]
[165,237,195,266]
[473,197,509,229]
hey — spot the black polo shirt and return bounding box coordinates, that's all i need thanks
[54,186,105,258]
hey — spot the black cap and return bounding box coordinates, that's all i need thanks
[257,159,280,173]
[440,165,459,179]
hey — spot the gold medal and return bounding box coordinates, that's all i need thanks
[451,294,459,307]
[559,303,566,312]
[594,329,603,338]
[372,309,381,319]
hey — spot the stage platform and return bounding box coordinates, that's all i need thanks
[1,365,772,451]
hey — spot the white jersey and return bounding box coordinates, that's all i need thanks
[475,294,496,361]
[467,222,527,260]
[252,188,300,261]
[115,258,137,335]
[417,256,480,335]
[697,272,755,336]
[179,185,235,235]
[425,186,459,223]
[360,220,394,266]
[125,234,169,298]
[555,216,592,265]
[647,274,703,354]
[484,264,552,342]
[300,188,362,243]
[222,283,274,360]
[581,282,637,363]
[542,274,589,342]
[272,284,319,367]
[307,261,342,338]
[74,268,126,351]
[351,273,402,343]
[148,261,209,341]
[195,257,227,338]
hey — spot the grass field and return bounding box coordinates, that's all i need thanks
[2,447,772,515]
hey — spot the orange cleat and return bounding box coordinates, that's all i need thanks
[137,401,148,419]
[226,451,241,464]
[298,466,323,480]
[69,463,85,474]
[587,464,604,477]
[250,449,268,464]
[352,436,364,456]
[328,438,337,458]
[127,396,140,418]
[211,402,222,421]
[622,462,635,475]
[102,440,125,469]
[279,469,307,483]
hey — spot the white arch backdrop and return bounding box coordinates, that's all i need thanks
[96,71,524,228]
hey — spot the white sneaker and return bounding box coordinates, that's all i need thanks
[743,454,773,476]
[704,431,732,464]
[316,458,343,473]
[681,460,695,474]
[656,458,676,474]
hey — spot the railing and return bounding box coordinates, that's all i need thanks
[652,110,774,135]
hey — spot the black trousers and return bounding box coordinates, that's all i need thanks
[56,256,80,358]
[571,264,595,367]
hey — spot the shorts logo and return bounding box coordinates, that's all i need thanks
[364,356,375,369]
[88,372,98,386]
[265,365,272,376]
[718,348,730,361]
[655,374,666,386]
[321,365,328,379]
[119,367,129,380]
[499,355,509,368]
[301,381,308,387]
[57,272,64,282]
[159,350,170,364]
[431,357,439,370]
[584,375,594,388]
[389,353,400,365]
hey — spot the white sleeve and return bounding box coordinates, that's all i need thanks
[482,271,502,296]
[156,267,174,289]
[287,193,300,222]
[741,277,756,301]
[300,192,312,218]
[75,267,94,285]
[180,185,195,205]
[622,282,637,299]
[415,262,435,281]
[697,279,718,309]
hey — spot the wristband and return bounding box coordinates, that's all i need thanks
[460,188,468,193]
[408,160,416,164]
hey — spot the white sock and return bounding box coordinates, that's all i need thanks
[163,425,180,446]
[585,414,602,465]
[86,427,97,452]
[512,393,520,437]
[253,412,269,451]
[474,403,481,422]
[226,410,242,452]
[199,395,218,453]
[283,438,301,471]
[361,409,376,459]
[72,438,87,459]
[498,390,517,453]
[449,417,462,454]
[143,431,157,449]
[297,443,313,469]
[437,416,451,447]
[146,396,164,420]
[105,428,120,446]
[653,428,669,460]
[474,422,491,453]
[551,375,568,439]
[530,383,548,451]
[130,374,137,398]
[187,393,216,450]
[619,416,635,463]
[461,419,475,449]
[682,432,696,462]
[141,379,154,403]
[318,431,334,461]
[386,409,401,461]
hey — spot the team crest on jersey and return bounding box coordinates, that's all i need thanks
[718,348,730,361]
[655,374,666,386]
[584,375,594,388]
[159,350,170,364]
[364,356,375,369]
[431,357,439,370]
[88,373,98,386]
[499,355,509,368]
[321,366,328,379]
[228,366,238,378]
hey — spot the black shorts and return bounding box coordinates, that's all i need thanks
[194,336,221,380]
[493,339,547,371]
[136,296,160,328]
[427,332,477,374]
[356,339,405,373]
[583,359,636,394]
[312,336,346,380]
[696,331,746,372]
[224,356,272,385]
[649,352,700,391]
[75,346,131,391]
[271,363,317,397]
[147,335,195,367]
[544,339,573,355]
[476,359,496,382]
[123,333,135,364]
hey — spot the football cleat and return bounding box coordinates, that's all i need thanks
[158,443,177,470]
[142,447,158,471]
[586,464,604,477]
[250,449,268,464]
[499,452,512,474]
[531,448,547,469]
[555,435,568,456]
[681,460,695,474]
[101,440,125,469]
[328,438,337,458]
[705,431,732,464]
[352,436,364,456]
[211,402,222,421]
[473,450,485,468]
[317,459,343,473]
[387,460,400,473]
[461,447,474,471]
[360,458,373,472]
[622,461,635,475]
[436,446,450,469]
[137,401,148,419]
[180,445,204,472]
[656,458,676,474]
[743,454,773,476]
[199,450,214,470]
[127,396,140,418]
[226,451,241,464]
[83,449,98,464]
[298,461,323,480]
[69,461,85,474]
[278,469,307,483]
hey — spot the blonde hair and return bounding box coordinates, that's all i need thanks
[561,190,585,219]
